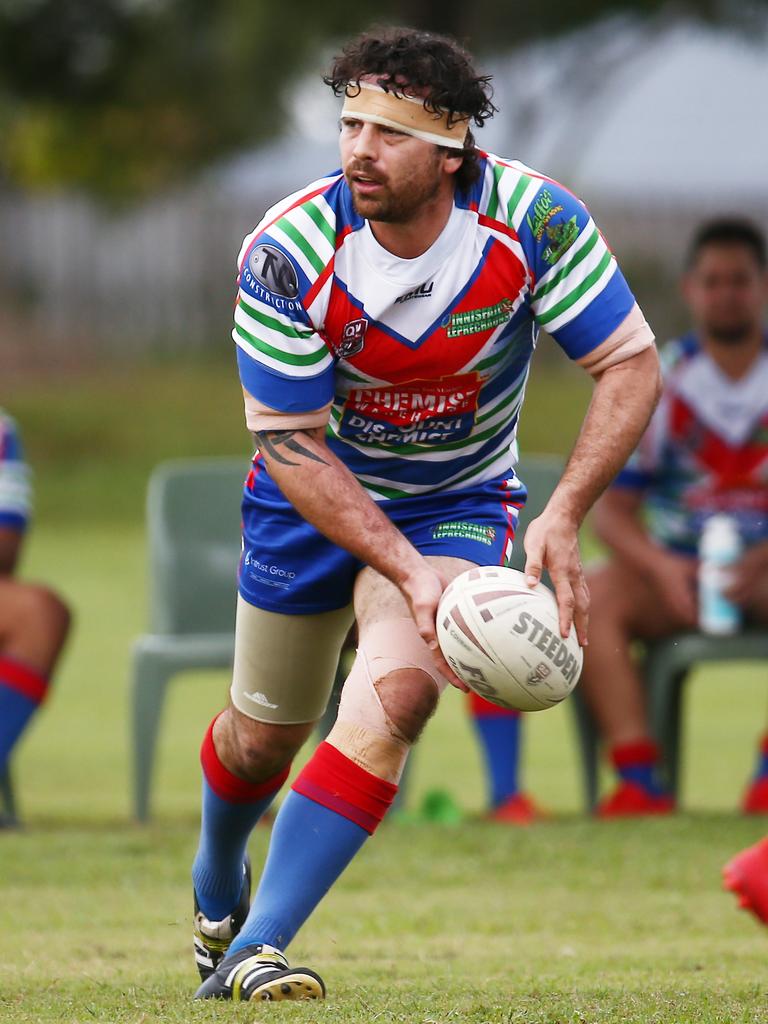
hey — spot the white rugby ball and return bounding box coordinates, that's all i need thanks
[437,566,583,712]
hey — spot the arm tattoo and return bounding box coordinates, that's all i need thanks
[254,429,329,467]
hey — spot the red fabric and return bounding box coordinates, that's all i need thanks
[610,739,660,770]
[0,656,48,704]
[743,776,768,815]
[724,837,768,924]
[292,741,397,835]
[760,734,768,758]
[596,781,675,818]
[468,691,520,719]
[200,716,290,804]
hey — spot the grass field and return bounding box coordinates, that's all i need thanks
[2,358,768,1022]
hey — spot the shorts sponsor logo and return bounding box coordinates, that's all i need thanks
[245,243,299,299]
[243,551,297,590]
[443,299,513,338]
[339,373,482,447]
[338,317,367,358]
[432,521,497,545]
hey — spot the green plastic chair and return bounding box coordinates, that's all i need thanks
[131,457,246,821]
[646,629,768,797]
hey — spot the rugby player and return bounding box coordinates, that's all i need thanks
[579,219,768,817]
[0,410,70,825]
[192,26,661,1001]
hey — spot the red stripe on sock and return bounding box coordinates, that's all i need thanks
[611,739,660,770]
[0,656,48,704]
[200,716,290,804]
[468,691,521,719]
[292,741,397,835]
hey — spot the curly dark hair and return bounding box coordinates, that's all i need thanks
[324,25,496,191]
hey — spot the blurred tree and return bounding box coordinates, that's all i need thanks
[0,0,762,198]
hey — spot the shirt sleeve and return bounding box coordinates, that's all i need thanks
[517,179,637,360]
[0,414,31,531]
[232,230,335,414]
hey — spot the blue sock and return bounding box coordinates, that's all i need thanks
[192,719,287,921]
[229,791,368,955]
[192,779,279,920]
[471,708,522,807]
[753,737,768,779]
[0,658,48,772]
[618,763,665,796]
[612,741,666,797]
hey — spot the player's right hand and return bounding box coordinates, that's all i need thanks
[399,567,468,691]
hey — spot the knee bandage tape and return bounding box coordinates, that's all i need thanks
[326,618,449,783]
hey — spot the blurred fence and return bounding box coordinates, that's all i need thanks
[2,182,767,359]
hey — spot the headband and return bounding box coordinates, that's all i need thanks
[341,82,470,150]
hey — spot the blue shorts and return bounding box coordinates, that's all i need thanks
[238,456,527,614]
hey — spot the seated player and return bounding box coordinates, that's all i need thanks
[0,409,71,824]
[579,219,768,817]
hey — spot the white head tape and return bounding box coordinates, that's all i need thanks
[341,81,469,149]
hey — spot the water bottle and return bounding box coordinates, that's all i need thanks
[698,514,743,635]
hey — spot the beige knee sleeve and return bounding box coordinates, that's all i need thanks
[326,618,450,783]
[230,595,354,723]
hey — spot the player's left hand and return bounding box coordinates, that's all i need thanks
[522,509,589,646]
[725,541,768,608]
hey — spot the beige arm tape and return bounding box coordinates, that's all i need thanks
[576,303,655,377]
[242,388,332,432]
[326,618,451,784]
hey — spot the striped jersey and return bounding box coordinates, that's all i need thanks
[233,151,636,500]
[614,335,768,552]
[0,410,31,531]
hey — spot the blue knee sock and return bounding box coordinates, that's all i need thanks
[0,658,49,772]
[229,741,396,954]
[470,699,522,807]
[192,719,288,921]
[229,791,368,954]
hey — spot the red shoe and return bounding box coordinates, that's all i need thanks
[723,837,768,925]
[487,792,545,825]
[596,781,675,818]
[742,777,768,815]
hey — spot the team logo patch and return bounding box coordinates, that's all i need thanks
[339,373,482,447]
[526,188,564,241]
[338,318,368,358]
[247,244,299,299]
[542,216,579,265]
[443,299,514,338]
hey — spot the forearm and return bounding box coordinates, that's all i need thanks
[546,346,662,527]
[254,428,423,587]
